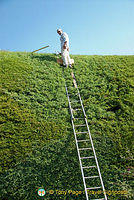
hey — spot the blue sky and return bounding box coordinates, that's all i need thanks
[0,0,134,55]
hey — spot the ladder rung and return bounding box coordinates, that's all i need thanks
[74,117,84,119]
[82,166,96,169]
[80,156,94,159]
[79,148,92,150]
[74,124,86,127]
[84,176,99,179]
[70,100,79,103]
[73,108,81,111]
[86,187,101,190]
[68,93,79,96]
[74,117,86,119]
[77,139,90,142]
[91,199,105,200]
[76,131,88,134]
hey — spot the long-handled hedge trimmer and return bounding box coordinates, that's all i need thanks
[32,45,49,53]
[31,45,74,66]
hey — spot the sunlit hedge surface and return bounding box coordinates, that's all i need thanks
[0,51,133,199]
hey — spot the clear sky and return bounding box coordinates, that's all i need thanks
[0,0,134,55]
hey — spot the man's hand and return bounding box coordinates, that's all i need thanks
[63,44,67,49]
[63,41,67,49]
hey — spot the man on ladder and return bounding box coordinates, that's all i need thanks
[57,28,72,68]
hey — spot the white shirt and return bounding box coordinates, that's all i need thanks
[60,32,69,50]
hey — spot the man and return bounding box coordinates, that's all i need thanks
[57,28,72,68]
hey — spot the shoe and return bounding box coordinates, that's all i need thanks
[69,64,72,68]
[65,65,68,68]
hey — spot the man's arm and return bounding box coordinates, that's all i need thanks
[62,33,69,49]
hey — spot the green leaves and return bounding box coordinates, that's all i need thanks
[0,52,69,173]
[0,52,133,199]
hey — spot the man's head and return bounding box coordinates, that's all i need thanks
[57,28,62,35]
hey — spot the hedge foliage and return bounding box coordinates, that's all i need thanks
[0,51,133,199]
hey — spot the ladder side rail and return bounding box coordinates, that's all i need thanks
[75,80,107,200]
[65,82,74,119]
[64,81,89,200]
[64,71,108,200]
[84,117,107,200]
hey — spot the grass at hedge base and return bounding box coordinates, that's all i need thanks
[0,51,133,199]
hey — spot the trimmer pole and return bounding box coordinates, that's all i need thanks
[32,45,49,53]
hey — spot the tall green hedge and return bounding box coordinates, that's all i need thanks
[0,51,133,199]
